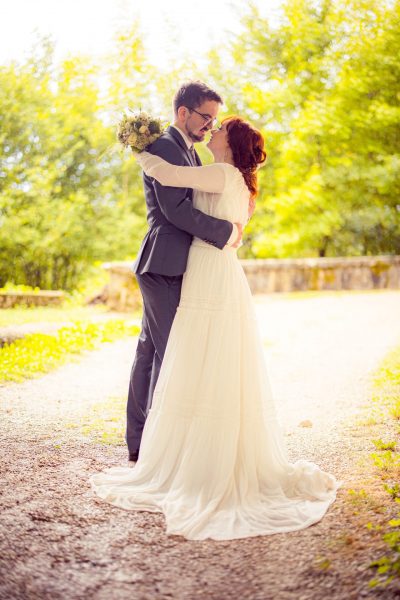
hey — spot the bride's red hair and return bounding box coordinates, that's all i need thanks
[222,116,266,216]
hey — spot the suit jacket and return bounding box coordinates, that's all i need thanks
[132,126,233,276]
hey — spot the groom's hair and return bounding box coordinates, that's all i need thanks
[173,81,223,116]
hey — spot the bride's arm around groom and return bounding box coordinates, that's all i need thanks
[143,127,233,248]
[137,150,229,194]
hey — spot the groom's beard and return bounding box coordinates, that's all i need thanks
[188,126,210,143]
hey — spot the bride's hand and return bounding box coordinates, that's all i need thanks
[232,222,243,248]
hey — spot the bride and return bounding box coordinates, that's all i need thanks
[90,116,342,541]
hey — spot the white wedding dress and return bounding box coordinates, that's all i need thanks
[90,153,342,541]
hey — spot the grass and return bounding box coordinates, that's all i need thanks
[0,304,111,328]
[370,451,400,478]
[372,438,397,451]
[0,319,140,383]
[363,344,400,589]
[332,343,400,590]
[346,487,386,514]
[67,396,126,446]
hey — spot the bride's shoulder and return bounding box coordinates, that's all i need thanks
[217,163,241,178]
[221,163,242,176]
[221,163,247,188]
[219,162,238,171]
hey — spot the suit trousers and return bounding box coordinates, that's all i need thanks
[126,272,183,455]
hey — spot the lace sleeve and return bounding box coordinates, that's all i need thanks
[137,151,226,194]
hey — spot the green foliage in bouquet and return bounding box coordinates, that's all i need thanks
[117,110,165,152]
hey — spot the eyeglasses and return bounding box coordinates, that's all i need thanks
[186,106,218,128]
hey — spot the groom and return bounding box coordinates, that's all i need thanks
[126,81,242,462]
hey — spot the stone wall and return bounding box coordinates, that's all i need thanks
[99,255,400,311]
[242,255,400,294]
[99,262,141,312]
[0,291,65,309]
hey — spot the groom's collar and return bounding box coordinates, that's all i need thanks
[170,124,193,149]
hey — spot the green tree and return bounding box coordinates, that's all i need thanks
[2,3,399,292]
[0,33,149,290]
[212,0,400,257]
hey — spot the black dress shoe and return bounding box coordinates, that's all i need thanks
[128,450,139,462]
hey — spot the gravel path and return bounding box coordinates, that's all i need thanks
[1,290,400,599]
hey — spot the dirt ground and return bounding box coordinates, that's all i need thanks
[1,290,400,599]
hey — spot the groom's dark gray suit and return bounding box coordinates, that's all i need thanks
[126,125,233,456]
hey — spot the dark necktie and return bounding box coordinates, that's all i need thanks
[189,145,196,164]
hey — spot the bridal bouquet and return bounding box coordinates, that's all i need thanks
[117,110,165,153]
